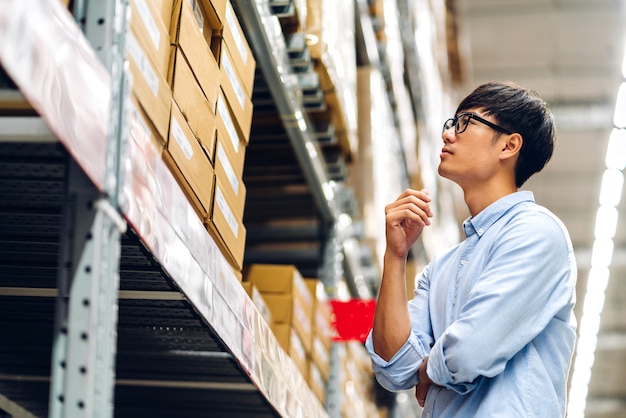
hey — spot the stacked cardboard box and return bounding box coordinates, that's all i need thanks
[241,281,273,325]
[126,0,255,276]
[336,341,383,417]
[304,278,334,404]
[242,265,337,404]
[244,264,314,380]
[205,0,256,273]
[163,0,219,227]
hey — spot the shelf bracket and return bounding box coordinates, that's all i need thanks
[50,160,126,418]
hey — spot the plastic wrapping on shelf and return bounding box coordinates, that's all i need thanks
[0,0,110,190]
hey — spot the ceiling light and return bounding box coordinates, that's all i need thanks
[590,238,614,268]
[613,82,626,128]
[598,168,624,207]
[606,128,626,170]
[594,206,618,239]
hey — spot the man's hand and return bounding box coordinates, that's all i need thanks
[415,356,433,408]
[385,189,433,260]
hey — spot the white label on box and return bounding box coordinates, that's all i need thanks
[134,0,161,50]
[226,4,249,65]
[291,328,306,361]
[217,144,239,195]
[127,32,159,96]
[128,101,151,146]
[311,362,323,387]
[295,272,312,307]
[222,50,246,109]
[294,302,311,336]
[313,337,329,365]
[216,187,238,238]
[217,95,240,153]
[191,0,204,30]
[171,117,194,160]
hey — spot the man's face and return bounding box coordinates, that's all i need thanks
[438,108,509,188]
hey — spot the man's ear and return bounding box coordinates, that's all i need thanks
[500,133,523,161]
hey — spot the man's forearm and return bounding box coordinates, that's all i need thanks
[371,251,412,361]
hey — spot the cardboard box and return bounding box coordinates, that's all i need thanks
[308,361,326,405]
[241,282,272,325]
[130,0,170,77]
[207,175,247,271]
[129,94,166,155]
[169,46,217,162]
[170,0,221,109]
[153,0,175,34]
[216,90,246,172]
[219,1,255,96]
[304,0,322,59]
[304,278,334,347]
[219,45,253,142]
[271,323,309,380]
[163,99,215,219]
[127,30,172,142]
[244,264,313,313]
[262,293,312,353]
[214,138,246,217]
[205,0,227,30]
[310,333,330,381]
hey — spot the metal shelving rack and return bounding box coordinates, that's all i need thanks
[0,0,338,416]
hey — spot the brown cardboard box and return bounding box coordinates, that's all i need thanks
[241,282,272,324]
[304,0,322,59]
[244,264,313,313]
[170,0,221,110]
[216,90,246,172]
[127,30,172,142]
[207,175,247,271]
[163,99,215,219]
[129,94,166,154]
[310,333,330,381]
[271,323,309,380]
[308,361,326,405]
[204,0,227,30]
[214,138,246,217]
[305,278,334,349]
[129,0,170,77]
[219,45,253,142]
[262,293,312,353]
[169,46,217,162]
[152,0,175,33]
[218,1,255,96]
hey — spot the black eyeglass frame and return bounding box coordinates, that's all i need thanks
[442,112,513,136]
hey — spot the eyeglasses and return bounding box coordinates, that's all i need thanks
[442,112,513,136]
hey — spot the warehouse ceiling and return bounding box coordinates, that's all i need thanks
[454,1,626,417]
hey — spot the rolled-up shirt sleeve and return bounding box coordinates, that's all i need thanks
[365,329,427,391]
[365,265,435,392]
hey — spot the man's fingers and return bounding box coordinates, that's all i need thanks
[386,203,432,227]
[386,189,434,219]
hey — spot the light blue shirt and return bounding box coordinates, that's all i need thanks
[366,191,577,417]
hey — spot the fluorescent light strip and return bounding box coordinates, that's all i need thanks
[566,68,626,417]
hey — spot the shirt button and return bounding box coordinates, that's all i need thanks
[478,228,484,234]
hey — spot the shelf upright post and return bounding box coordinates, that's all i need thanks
[319,219,344,418]
[49,0,129,417]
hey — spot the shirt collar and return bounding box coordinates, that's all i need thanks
[462,191,535,238]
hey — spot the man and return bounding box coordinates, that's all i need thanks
[366,81,577,417]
